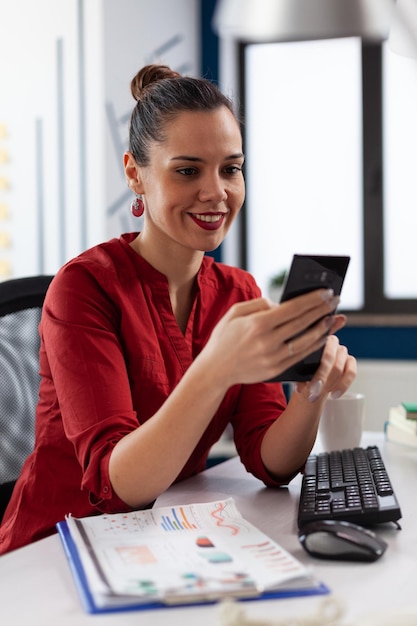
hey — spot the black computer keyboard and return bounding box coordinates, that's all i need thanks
[298,446,402,528]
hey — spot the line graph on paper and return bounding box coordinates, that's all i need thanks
[159,501,249,535]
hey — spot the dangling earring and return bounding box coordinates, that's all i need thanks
[131,196,144,218]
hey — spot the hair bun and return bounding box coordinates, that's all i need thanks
[130,64,182,101]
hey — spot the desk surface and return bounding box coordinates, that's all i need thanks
[1,433,417,625]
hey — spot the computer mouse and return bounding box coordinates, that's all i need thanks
[298,519,388,562]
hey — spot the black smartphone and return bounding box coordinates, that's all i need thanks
[269,254,350,383]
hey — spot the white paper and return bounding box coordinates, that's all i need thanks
[66,497,316,606]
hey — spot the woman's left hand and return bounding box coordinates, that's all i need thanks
[294,319,357,403]
[259,314,357,482]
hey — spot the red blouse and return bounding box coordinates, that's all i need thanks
[0,233,287,554]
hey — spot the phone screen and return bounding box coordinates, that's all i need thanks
[269,254,350,383]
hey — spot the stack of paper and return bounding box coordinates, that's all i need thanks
[385,403,417,448]
[57,497,328,614]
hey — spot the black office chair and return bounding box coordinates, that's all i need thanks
[0,275,54,523]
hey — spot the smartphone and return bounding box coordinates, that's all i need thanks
[269,254,350,383]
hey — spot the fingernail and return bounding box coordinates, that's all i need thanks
[324,315,334,330]
[330,390,343,400]
[308,379,323,402]
[328,296,340,310]
[321,289,334,301]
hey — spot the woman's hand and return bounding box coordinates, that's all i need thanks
[294,333,357,403]
[260,330,357,482]
[200,288,344,390]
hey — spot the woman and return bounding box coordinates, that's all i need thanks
[0,64,356,554]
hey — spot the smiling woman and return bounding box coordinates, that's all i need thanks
[124,65,245,261]
[0,64,356,556]
[125,105,245,261]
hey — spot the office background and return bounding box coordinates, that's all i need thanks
[0,0,416,427]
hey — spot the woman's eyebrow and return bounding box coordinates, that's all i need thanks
[171,152,245,162]
[171,155,202,162]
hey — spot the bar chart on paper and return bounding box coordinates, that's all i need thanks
[160,507,198,531]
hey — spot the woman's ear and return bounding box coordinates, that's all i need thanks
[124,151,145,194]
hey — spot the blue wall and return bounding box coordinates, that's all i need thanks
[201,0,222,264]
[338,325,417,361]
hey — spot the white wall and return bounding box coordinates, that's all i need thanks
[0,0,200,280]
[349,360,417,431]
[0,0,98,277]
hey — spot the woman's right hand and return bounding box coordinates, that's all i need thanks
[200,289,343,389]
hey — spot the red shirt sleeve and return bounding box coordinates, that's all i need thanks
[230,382,298,487]
[41,261,143,511]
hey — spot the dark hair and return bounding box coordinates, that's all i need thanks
[128,64,239,166]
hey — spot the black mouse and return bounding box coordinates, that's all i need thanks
[298,519,388,562]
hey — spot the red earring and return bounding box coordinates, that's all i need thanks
[131,196,144,217]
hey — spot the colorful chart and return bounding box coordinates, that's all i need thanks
[160,507,198,531]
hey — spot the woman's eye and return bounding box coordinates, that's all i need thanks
[177,167,197,176]
[224,165,243,174]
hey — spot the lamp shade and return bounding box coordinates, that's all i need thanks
[388,0,417,58]
[213,0,394,43]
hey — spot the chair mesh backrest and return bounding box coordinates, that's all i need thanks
[0,276,53,484]
[0,308,42,482]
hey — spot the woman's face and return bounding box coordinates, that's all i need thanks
[133,106,245,254]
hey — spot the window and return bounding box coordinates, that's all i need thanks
[383,43,417,299]
[240,38,417,315]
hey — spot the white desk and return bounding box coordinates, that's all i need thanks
[1,432,416,625]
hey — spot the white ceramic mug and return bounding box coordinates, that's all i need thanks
[318,392,365,452]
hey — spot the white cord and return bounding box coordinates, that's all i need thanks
[218,596,347,626]
[218,597,417,626]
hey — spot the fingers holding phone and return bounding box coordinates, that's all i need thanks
[294,335,357,403]
[203,289,346,388]
[269,254,350,382]
[269,303,343,381]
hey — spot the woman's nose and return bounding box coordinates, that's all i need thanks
[198,174,227,203]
